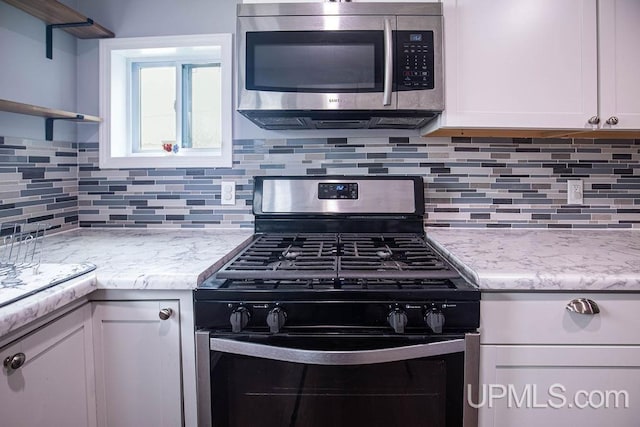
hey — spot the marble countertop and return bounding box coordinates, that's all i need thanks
[42,228,254,289]
[0,228,253,338]
[4,226,640,339]
[426,228,640,291]
[0,263,96,309]
[0,271,96,337]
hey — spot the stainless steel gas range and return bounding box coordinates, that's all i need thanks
[194,176,480,427]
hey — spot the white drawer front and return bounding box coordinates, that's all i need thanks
[480,293,640,345]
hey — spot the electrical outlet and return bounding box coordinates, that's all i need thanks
[567,179,583,205]
[221,181,235,205]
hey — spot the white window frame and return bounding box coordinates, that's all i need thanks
[99,34,233,169]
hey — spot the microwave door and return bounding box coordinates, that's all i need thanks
[237,15,397,111]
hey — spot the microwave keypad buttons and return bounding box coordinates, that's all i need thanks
[397,31,435,90]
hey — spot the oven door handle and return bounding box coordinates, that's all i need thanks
[209,337,465,366]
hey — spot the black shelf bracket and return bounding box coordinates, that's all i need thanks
[45,115,83,141]
[46,19,94,59]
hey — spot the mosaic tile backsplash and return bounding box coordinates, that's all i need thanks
[2,135,640,230]
[0,136,78,234]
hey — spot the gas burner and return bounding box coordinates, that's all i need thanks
[375,249,393,259]
[281,248,301,260]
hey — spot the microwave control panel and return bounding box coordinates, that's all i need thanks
[396,31,435,91]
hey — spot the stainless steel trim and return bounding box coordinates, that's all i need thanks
[566,298,600,315]
[463,333,480,427]
[210,337,465,365]
[195,331,212,427]
[260,178,416,214]
[238,3,443,18]
[383,17,393,106]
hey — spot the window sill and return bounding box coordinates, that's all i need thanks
[99,151,232,169]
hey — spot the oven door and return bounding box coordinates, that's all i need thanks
[196,332,479,427]
[237,15,396,111]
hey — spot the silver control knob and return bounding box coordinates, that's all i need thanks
[230,307,250,333]
[266,307,287,334]
[425,310,445,334]
[388,309,408,334]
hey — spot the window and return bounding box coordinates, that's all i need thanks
[99,34,232,168]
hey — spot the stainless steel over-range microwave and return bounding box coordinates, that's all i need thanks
[237,2,444,130]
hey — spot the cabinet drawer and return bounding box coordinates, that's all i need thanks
[480,293,640,345]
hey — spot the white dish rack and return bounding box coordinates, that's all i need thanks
[0,223,49,287]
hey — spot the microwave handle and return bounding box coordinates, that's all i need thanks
[383,18,393,106]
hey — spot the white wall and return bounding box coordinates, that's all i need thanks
[0,1,78,141]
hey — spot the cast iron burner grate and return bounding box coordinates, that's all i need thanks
[217,232,460,281]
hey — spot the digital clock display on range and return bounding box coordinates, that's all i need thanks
[318,183,358,199]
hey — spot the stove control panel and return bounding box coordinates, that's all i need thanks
[318,182,358,200]
[196,299,479,335]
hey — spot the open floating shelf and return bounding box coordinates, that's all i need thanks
[0,99,101,141]
[2,0,114,58]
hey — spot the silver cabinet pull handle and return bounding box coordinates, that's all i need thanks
[159,308,173,320]
[3,352,26,370]
[606,116,619,125]
[566,298,600,315]
[587,116,600,125]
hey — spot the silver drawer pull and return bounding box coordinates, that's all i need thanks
[3,352,26,370]
[566,298,600,315]
[159,308,173,320]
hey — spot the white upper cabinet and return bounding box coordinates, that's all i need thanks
[597,0,640,130]
[434,0,598,131]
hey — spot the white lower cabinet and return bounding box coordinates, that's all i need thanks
[92,300,182,427]
[479,345,640,426]
[0,304,97,427]
[479,293,640,427]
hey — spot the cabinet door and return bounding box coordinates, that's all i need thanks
[93,300,181,427]
[479,345,640,427]
[0,304,96,427]
[598,0,640,129]
[441,0,598,129]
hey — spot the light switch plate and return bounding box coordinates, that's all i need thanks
[221,181,235,205]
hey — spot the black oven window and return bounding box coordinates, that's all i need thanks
[211,352,464,427]
[245,31,384,93]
